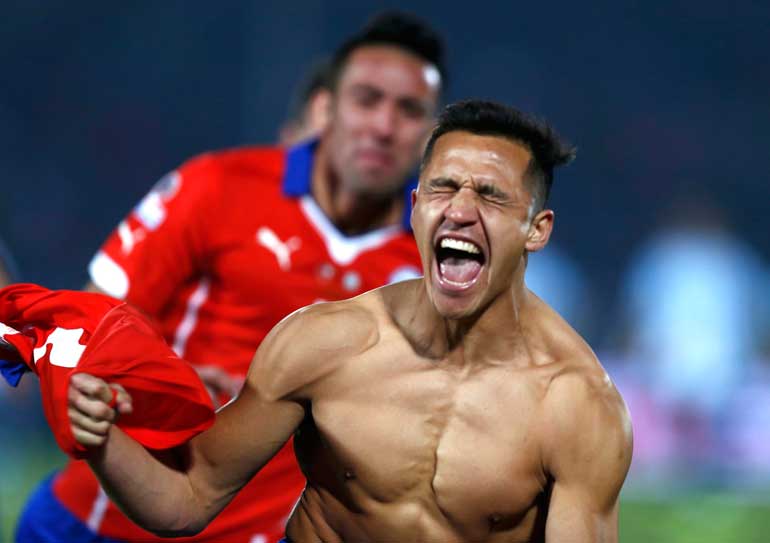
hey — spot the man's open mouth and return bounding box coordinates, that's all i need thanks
[434,236,486,288]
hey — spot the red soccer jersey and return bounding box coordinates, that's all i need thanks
[0,284,214,457]
[54,141,423,542]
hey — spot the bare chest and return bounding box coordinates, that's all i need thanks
[299,354,549,537]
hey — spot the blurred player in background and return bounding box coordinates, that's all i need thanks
[278,58,332,147]
[15,11,446,543]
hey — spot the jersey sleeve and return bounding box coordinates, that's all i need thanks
[88,154,222,315]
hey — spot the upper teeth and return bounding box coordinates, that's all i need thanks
[440,238,480,254]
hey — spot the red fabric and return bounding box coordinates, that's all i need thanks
[0,283,214,458]
[60,144,421,542]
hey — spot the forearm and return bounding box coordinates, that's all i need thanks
[87,426,210,536]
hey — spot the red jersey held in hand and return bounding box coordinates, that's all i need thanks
[0,283,214,458]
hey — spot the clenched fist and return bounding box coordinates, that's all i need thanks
[68,373,133,447]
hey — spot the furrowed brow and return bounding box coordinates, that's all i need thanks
[428,177,460,189]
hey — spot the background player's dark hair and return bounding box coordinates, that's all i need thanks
[283,57,331,127]
[422,100,576,209]
[328,11,447,93]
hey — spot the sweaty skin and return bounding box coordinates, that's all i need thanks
[70,133,632,543]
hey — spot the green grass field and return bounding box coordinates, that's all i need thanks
[620,495,770,542]
[3,461,769,543]
[0,433,66,542]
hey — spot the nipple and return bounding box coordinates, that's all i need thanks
[488,513,513,531]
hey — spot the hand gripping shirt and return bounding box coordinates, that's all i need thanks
[54,140,423,542]
[0,284,214,457]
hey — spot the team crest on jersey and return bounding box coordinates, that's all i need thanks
[134,171,182,231]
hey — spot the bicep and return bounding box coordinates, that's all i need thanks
[542,375,633,543]
[545,481,619,543]
[186,301,369,508]
[187,377,305,515]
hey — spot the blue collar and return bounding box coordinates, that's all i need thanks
[282,139,417,232]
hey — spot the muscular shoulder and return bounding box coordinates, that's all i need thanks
[543,359,629,437]
[248,298,380,401]
[540,355,632,503]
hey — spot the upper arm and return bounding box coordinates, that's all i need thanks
[81,310,314,535]
[87,155,222,312]
[183,301,377,516]
[542,370,633,543]
[184,368,306,518]
[180,309,313,515]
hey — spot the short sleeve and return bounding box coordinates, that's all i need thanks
[88,154,222,314]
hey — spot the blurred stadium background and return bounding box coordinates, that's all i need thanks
[1,2,769,541]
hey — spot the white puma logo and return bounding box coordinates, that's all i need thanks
[256,227,301,271]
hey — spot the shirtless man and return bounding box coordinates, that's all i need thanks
[68,100,633,543]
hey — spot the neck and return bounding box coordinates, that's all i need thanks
[311,139,405,236]
[395,263,533,366]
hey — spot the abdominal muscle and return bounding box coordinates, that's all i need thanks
[283,361,550,543]
[286,485,463,543]
[285,475,547,543]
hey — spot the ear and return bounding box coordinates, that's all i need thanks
[325,88,339,120]
[409,188,418,230]
[525,209,554,253]
[308,89,331,134]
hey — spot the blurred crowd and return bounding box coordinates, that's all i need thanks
[532,195,770,491]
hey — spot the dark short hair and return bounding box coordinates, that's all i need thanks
[328,11,447,92]
[421,100,576,209]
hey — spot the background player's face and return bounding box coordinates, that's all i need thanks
[326,45,440,196]
[412,131,553,319]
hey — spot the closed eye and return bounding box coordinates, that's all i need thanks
[427,177,459,192]
[428,177,460,191]
[477,184,509,201]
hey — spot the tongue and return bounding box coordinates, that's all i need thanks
[440,257,482,284]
